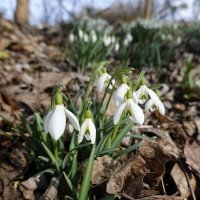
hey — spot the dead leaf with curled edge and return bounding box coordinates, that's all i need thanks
[106,155,147,195]
[91,155,121,185]
[171,163,196,199]
[184,140,200,175]
[139,140,175,189]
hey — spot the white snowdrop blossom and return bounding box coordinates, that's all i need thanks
[78,29,83,39]
[136,85,165,115]
[78,110,96,144]
[114,83,130,106]
[84,34,89,42]
[44,94,80,140]
[103,35,111,46]
[114,90,144,125]
[115,43,119,52]
[91,30,97,43]
[69,33,75,42]
[96,72,115,93]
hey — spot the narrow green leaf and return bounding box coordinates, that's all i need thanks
[78,145,96,200]
[111,119,134,149]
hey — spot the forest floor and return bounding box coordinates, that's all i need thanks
[0,17,200,200]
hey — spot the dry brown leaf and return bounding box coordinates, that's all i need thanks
[171,163,196,199]
[91,155,121,185]
[184,140,200,175]
[106,155,147,195]
[139,140,175,188]
[138,126,181,157]
[136,195,185,200]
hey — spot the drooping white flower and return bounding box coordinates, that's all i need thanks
[69,33,75,42]
[136,85,150,104]
[136,84,165,115]
[44,94,80,140]
[78,29,83,39]
[96,72,115,93]
[145,98,165,115]
[78,110,96,144]
[136,85,164,107]
[113,90,144,125]
[115,43,119,52]
[91,30,97,43]
[103,35,111,46]
[114,83,130,106]
[84,34,89,42]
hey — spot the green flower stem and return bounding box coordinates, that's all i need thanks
[53,140,59,161]
[101,85,115,127]
[78,144,96,200]
[69,133,78,182]
[111,116,122,142]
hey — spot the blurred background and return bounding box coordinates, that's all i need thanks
[0,0,199,25]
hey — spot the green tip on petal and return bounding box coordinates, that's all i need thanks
[85,110,92,118]
[55,93,63,105]
[121,76,127,84]
[141,78,146,85]
[102,67,107,73]
[127,89,133,99]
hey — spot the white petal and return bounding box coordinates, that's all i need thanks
[145,99,154,112]
[114,84,129,105]
[113,102,126,125]
[136,86,148,104]
[78,120,87,144]
[145,87,165,115]
[88,119,96,144]
[64,108,80,131]
[145,86,160,104]
[44,110,53,133]
[129,100,144,125]
[98,74,107,92]
[49,105,66,140]
[133,91,138,104]
[156,100,165,115]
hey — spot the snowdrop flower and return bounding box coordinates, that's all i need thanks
[114,76,129,106]
[103,35,111,46]
[96,70,115,93]
[91,30,97,43]
[136,84,165,115]
[44,93,80,140]
[84,34,89,42]
[115,42,119,52]
[69,33,75,42]
[78,29,83,39]
[114,90,144,125]
[144,90,165,115]
[127,33,133,42]
[78,110,96,144]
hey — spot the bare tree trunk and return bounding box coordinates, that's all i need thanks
[144,0,153,19]
[15,0,29,25]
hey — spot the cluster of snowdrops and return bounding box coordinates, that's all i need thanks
[44,68,165,144]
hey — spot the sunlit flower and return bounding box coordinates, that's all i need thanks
[103,35,111,46]
[96,71,115,93]
[84,34,89,42]
[115,43,119,52]
[44,93,80,140]
[144,90,165,115]
[91,30,97,43]
[78,29,83,39]
[114,90,144,125]
[136,85,150,104]
[78,110,96,144]
[69,33,75,42]
[114,83,130,106]
[136,85,164,109]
